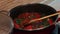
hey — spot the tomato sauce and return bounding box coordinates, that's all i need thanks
[13,12,53,30]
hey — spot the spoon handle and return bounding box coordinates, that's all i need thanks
[29,12,60,23]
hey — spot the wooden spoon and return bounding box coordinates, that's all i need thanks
[29,11,60,23]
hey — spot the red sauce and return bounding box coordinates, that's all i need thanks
[13,12,53,30]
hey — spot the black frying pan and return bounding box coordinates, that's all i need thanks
[10,3,58,31]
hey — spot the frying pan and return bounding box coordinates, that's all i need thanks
[10,3,58,31]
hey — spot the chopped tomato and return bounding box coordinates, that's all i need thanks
[39,25,44,28]
[24,25,32,30]
[34,12,41,18]
[48,18,53,25]
[13,19,20,29]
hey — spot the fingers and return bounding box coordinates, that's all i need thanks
[57,11,60,13]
